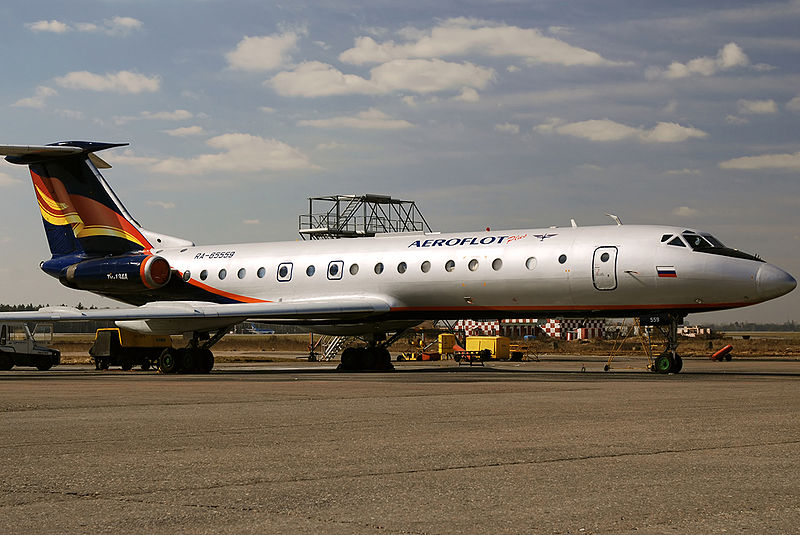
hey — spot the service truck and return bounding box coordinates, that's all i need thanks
[89,328,173,370]
[0,322,60,371]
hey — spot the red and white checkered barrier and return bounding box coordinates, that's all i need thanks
[452,318,604,339]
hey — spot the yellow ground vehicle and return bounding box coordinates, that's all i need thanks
[465,336,511,360]
[438,333,456,358]
[89,328,173,371]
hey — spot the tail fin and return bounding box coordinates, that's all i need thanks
[1,141,192,257]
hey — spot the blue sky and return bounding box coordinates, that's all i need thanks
[0,1,798,323]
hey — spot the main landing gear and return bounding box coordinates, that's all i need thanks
[337,332,404,372]
[651,314,684,375]
[158,328,229,374]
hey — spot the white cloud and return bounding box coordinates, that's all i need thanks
[738,99,778,114]
[12,86,57,109]
[672,206,698,217]
[149,133,318,175]
[27,20,70,33]
[665,168,701,176]
[726,114,750,125]
[0,172,21,187]
[646,42,750,80]
[114,109,193,125]
[259,106,276,114]
[55,70,160,94]
[226,31,302,72]
[146,200,176,210]
[316,141,346,150]
[453,87,480,102]
[270,59,494,97]
[787,95,800,111]
[26,17,142,36]
[494,122,520,134]
[719,151,800,171]
[506,65,521,73]
[298,108,413,130]
[339,18,622,67]
[242,219,261,225]
[535,118,708,143]
[163,126,206,137]
[105,16,142,36]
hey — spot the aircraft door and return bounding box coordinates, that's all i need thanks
[592,246,618,291]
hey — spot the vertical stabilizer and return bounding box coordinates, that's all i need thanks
[1,141,192,257]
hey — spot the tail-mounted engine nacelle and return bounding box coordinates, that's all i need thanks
[60,254,171,293]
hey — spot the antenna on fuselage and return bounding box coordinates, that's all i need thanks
[605,213,622,226]
[570,219,578,228]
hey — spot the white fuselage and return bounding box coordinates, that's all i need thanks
[146,224,791,329]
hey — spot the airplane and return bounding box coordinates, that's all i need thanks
[0,140,795,374]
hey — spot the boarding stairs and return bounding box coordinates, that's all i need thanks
[318,335,354,361]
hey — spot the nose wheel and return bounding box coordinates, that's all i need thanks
[651,315,684,374]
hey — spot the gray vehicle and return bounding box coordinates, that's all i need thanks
[0,323,60,371]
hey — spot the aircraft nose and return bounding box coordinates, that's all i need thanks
[756,263,797,300]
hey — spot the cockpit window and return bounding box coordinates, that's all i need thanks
[680,231,763,262]
[661,234,672,242]
[667,237,686,247]
[701,233,725,248]
[682,233,713,250]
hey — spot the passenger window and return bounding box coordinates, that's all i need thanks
[306,265,315,277]
[525,257,537,270]
[218,269,227,280]
[349,263,359,276]
[558,254,567,264]
[421,261,431,273]
[328,260,344,280]
[668,237,686,247]
[468,259,479,271]
[237,268,246,279]
[182,270,191,281]
[445,260,455,272]
[374,262,384,274]
[492,258,502,271]
[397,262,407,274]
[200,269,208,281]
[277,262,293,282]
[257,267,266,278]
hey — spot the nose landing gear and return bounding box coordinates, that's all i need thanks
[651,314,684,374]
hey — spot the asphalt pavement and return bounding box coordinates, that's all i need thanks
[1,358,798,534]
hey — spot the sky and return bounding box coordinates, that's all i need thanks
[0,0,798,324]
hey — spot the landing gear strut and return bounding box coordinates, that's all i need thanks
[652,315,683,374]
[337,331,404,372]
[158,327,229,374]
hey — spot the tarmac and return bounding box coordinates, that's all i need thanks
[1,357,799,534]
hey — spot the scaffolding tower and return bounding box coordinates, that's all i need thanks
[298,194,433,240]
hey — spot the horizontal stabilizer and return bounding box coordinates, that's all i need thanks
[0,141,128,164]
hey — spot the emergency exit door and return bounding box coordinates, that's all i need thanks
[592,246,618,290]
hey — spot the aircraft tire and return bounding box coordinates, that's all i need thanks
[180,349,198,373]
[339,347,356,370]
[654,353,673,374]
[159,348,180,374]
[196,349,214,374]
[0,353,14,371]
[672,355,683,373]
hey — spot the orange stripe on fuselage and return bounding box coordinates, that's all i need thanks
[181,273,271,304]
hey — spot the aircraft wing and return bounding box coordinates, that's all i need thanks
[0,296,391,323]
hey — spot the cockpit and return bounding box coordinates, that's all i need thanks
[660,230,763,262]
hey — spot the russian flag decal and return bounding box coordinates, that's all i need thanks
[657,266,677,278]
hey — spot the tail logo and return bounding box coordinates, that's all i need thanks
[32,171,151,252]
